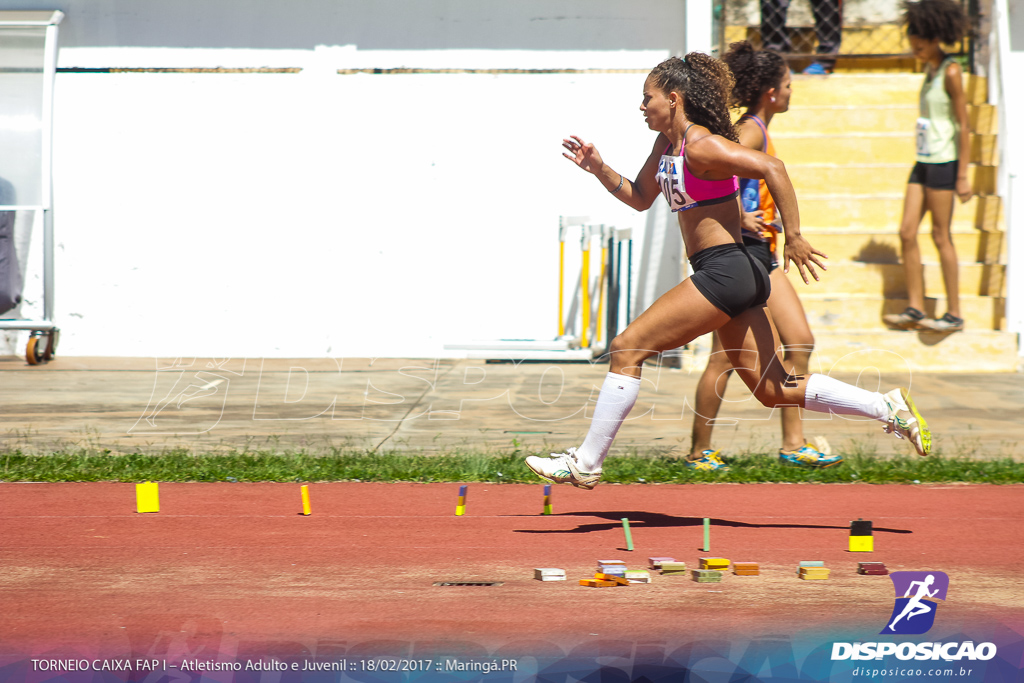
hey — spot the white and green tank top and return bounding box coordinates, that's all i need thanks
[915,56,959,164]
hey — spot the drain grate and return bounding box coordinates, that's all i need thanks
[433,581,504,587]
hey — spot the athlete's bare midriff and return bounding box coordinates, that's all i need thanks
[677,196,744,258]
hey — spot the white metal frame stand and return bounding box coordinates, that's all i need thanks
[0,11,64,364]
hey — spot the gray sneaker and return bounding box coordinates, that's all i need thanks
[525,448,602,490]
[882,307,925,329]
[918,313,964,332]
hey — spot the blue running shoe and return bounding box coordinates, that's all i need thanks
[779,444,844,468]
[802,62,829,75]
[685,450,731,471]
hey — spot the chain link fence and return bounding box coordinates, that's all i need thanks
[715,0,974,69]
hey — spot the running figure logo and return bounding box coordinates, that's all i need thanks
[881,571,949,634]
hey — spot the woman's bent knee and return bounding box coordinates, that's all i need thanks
[753,381,800,409]
[607,335,655,369]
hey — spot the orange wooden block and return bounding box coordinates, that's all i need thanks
[579,578,618,587]
[594,572,630,586]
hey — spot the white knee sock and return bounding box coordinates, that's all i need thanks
[803,374,888,421]
[575,372,642,472]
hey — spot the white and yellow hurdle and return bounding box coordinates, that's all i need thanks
[444,216,633,361]
[558,216,633,356]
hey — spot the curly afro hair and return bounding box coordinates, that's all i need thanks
[902,0,967,44]
[721,40,788,110]
[648,53,739,143]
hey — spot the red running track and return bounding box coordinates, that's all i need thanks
[1,482,1022,659]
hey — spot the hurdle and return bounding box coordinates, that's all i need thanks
[444,217,634,361]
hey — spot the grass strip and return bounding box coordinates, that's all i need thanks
[1,448,1022,484]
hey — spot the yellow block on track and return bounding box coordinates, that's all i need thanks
[136,481,159,513]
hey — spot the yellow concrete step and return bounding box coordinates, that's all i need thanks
[782,73,986,104]
[799,230,1004,265]
[776,130,995,166]
[782,261,1006,297]
[797,194,1002,231]
[772,103,995,136]
[971,134,999,165]
[775,132,996,166]
[774,133,913,164]
[788,164,997,196]
[772,106,918,136]
[789,164,910,194]
[830,57,920,73]
[806,330,1019,373]
[799,294,1006,331]
[786,74,920,106]
[972,104,999,135]
[967,75,989,105]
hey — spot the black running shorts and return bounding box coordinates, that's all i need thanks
[689,242,771,318]
[741,233,778,273]
[908,160,958,190]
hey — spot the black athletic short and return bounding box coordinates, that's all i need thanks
[741,232,778,273]
[689,242,771,318]
[908,160,958,190]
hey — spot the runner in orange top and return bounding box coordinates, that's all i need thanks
[686,41,841,470]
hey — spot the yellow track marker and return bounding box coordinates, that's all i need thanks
[135,481,159,513]
[456,485,467,516]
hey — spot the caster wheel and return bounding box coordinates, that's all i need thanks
[43,329,59,361]
[26,335,45,365]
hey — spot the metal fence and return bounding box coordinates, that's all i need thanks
[715,0,974,68]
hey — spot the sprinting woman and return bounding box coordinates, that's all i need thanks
[686,41,840,472]
[526,53,931,490]
[883,0,971,332]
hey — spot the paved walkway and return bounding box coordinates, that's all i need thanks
[1,356,1021,459]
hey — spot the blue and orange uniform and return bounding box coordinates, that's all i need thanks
[737,114,781,272]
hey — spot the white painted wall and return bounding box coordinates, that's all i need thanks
[49,70,658,358]
[10,0,1013,361]
[1,0,696,358]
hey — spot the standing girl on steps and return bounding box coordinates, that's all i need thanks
[883,0,972,332]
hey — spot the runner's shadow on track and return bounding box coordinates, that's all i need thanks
[511,511,912,535]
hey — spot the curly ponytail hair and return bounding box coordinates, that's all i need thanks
[649,53,739,143]
[721,40,788,110]
[902,0,967,45]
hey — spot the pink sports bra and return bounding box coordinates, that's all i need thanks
[655,126,740,212]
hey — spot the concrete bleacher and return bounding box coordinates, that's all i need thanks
[766,72,1014,372]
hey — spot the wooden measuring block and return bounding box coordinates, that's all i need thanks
[534,568,567,581]
[579,578,619,588]
[648,556,676,570]
[625,570,651,583]
[595,572,631,586]
[699,557,730,570]
[692,569,723,583]
[799,567,831,580]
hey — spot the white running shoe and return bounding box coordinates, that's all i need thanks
[525,447,602,490]
[882,388,932,456]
